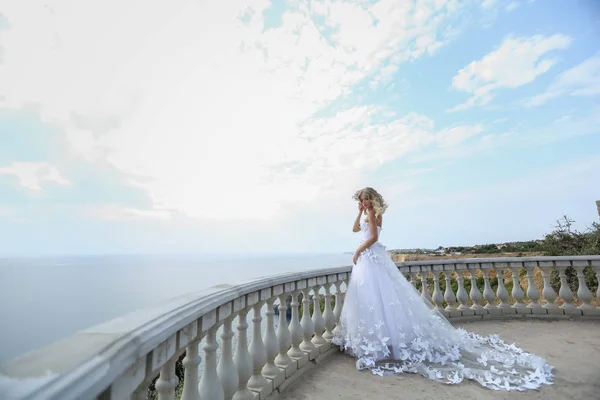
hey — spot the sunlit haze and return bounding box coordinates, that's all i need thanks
[1,0,599,255]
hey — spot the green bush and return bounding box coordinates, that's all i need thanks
[147,352,185,399]
[542,216,599,294]
[298,295,336,320]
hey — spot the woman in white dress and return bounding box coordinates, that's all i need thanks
[332,187,553,391]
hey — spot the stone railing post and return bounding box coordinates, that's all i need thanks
[156,356,179,400]
[232,307,253,400]
[331,277,344,337]
[509,262,527,312]
[275,292,292,369]
[480,263,498,313]
[218,315,239,400]
[524,261,543,312]
[199,326,224,400]
[573,261,595,312]
[322,279,335,341]
[247,298,268,392]
[455,271,472,314]
[594,260,600,309]
[443,268,458,315]
[493,263,511,313]
[556,261,578,315]
[287,290,304,360]
[431,270,444,311]
[467,265,484,313]
[311,279,327,346]
[180,321,202,400]
[538,261,560,313]
[262,294,281,379]
[420,266,433,303]
[299,285,316,353]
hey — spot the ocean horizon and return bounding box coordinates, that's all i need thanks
[0,252,352,364]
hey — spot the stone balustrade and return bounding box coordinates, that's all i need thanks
[0,255,599,400]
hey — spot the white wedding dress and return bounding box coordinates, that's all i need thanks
[332,221,554,391]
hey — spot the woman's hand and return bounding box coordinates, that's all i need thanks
[353,250,360,265]
[358,202,364,213]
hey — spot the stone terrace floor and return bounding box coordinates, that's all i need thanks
[281,318,600,400]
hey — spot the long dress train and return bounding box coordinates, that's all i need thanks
[332,221,553,391]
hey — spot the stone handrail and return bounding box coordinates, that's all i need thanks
[0,255,598,400]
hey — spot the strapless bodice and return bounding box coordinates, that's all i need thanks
[360,221,382,243]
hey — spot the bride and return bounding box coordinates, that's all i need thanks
[332,187,553,391]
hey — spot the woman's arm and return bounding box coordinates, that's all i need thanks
[352,206,363,232]
[356,209,379,252]
[353,209,379,263]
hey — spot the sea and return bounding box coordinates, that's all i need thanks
[0,253,352,365]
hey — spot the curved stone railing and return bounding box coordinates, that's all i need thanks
[0,255,598,400]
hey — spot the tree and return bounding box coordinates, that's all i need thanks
[542,215,599,294]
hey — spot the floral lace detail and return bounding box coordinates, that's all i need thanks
[334,222,554,391]
[358,221,387,263]
[358,244,387,263]
[332,317,553,390]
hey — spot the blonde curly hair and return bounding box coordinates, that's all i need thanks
[353,187,388,218]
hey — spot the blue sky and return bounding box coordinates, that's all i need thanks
[0,0,599,256]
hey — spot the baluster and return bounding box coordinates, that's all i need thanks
[573,261,594,311]
[300,287,316,352]
[181,338,202,400]
[431,272,444,311]
[456,272,470,310]
[199,327,224,400]
[262,297,280,378]
[524,262,541,309]
[510,264,526,310]
[557,263,577,312]
[594,262,600,305]
[409,271,419,288]
[331,281,343,337]
[539,263,558,310]
[443,271,457,312]
[156,357,179,400]
[420,268,433,302]
[287,291,304,359]
[247,301,268,391]
[494,264,511,311]
[469,268,484,311]
[275,293,292,368]
[322,282,335,341]
[311,283,326,345]
[232,309,253,400]
[481,265,497,310]
[217,316,238,400]
[130,387,147,400]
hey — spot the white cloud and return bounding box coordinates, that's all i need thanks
[481,0,498,8]
[505,2,520,12]
[0,162,70,191]
[525,52,600,107]
[0,0,469,221]
[425,155,600,208]
[0,206,13,218]
[435,124,483,147]
[86,205,172,221]
[448,34,572,111]
[409,109,600,164]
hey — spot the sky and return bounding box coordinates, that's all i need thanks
[0,0,599,256]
